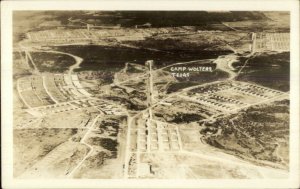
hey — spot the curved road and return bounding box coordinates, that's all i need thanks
[30,50,83,75]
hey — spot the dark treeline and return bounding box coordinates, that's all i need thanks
[37,11,268,27]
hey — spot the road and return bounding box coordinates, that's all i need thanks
[19,46,83,76]
[123,115,134,178]
[120,53,290,178]
[28,49,83,75]
[237,53,258,75]
[17,40,289,179]
[42,76,59,104]
[18,43,39,73]
[67,114,100,178]
[214,54,238,80]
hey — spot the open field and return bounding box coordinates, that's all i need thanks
[14,128,78,177]
[19,141,89,178]
[73,151,121,178]
[137,152,286,179]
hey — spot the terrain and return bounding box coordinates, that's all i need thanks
[13,11,290,179]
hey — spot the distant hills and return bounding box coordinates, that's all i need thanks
[56,11,270,27]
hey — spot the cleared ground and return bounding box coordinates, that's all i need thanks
[14,128,78,177]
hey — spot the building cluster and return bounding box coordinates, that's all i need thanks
[18,76,55,108]
[184,81,285,113]
[17,73,125,116]
[131,119,181,153]
[254,33,290,52]
[25,27,194,43]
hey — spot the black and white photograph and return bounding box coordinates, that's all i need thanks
[1,0,299,188]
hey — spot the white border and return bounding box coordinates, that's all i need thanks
[1,0,299,188]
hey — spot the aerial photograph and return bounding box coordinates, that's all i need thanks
[13,11,290,179]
